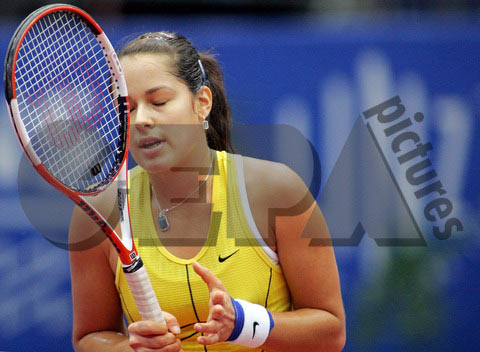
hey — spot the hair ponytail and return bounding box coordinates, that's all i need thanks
[199,53,234,153]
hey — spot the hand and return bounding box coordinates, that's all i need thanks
[128,312,183,352]
[192,261,236,345]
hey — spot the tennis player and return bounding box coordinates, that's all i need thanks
[70,32,345,352]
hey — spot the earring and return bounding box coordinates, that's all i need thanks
[202,117,209,130]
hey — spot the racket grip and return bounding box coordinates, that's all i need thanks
[124,265,165,323]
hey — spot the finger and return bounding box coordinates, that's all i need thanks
[197,332,220,345]
[133,349,183,352]
[192,261,227,291]
[210,292,235,321]
[132,349,182,352]
[163,312,181,334]
[194,320,221,334]
[157,339,182,352]
[211,304,225,320]
[211,289,227,306]
[132,341,183,352]
[128,320,168,336]
[129,331,178,349]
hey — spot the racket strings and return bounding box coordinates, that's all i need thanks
[18,14,115,134]
[17,15,106,112]
[14,11,122,192]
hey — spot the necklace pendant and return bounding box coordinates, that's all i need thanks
[157,212,170,231]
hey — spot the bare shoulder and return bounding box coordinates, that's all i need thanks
[242,156,310,213]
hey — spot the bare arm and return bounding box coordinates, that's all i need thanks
[264,203,345,351]
[69,186,132,351]
[70,243,131,352]
[261,163,345,351]
[193,160,345,351]
[69,185,183,352]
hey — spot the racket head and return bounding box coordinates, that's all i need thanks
[4,3,129,196]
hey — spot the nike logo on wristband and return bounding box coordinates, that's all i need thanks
[218,249,239,262]
[252,321,259,339]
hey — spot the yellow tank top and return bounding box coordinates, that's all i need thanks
[115,151,291,351]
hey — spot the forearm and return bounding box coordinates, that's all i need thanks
[262,308,345,352]
[75,331,132,352]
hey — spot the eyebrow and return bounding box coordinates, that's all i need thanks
[145,85,174,95]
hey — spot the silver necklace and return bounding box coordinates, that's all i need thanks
[151,150,215,232]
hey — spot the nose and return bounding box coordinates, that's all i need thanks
[132,103,155,131]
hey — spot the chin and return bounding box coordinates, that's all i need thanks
[140,161,173,173]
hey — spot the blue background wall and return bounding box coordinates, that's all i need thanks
[0,12,479,351]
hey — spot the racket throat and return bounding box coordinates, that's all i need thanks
[122,257,144,274]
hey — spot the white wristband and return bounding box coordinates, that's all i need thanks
[227,298,274,348]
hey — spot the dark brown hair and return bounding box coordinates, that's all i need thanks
[118,31,234,153]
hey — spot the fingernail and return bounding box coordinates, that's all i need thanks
[172,325,181,334]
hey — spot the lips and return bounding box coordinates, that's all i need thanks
[137,136,166,149]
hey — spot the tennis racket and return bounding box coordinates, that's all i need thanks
[4,3,164,323]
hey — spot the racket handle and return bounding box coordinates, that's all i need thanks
[124,265,165,323]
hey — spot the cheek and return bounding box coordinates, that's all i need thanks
[167,124,204,145]
[128,130,140,155]
[168,95,199,124]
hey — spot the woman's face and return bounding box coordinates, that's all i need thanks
[121,53,210,172]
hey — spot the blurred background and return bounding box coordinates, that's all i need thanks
[0,0,479,351]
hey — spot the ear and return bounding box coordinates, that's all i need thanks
[194,86,213,123]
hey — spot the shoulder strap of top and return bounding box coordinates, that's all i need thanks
[232,154,279,265]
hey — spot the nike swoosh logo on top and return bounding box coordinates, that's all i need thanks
[252,321,259,339]
[218,249,239,262]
